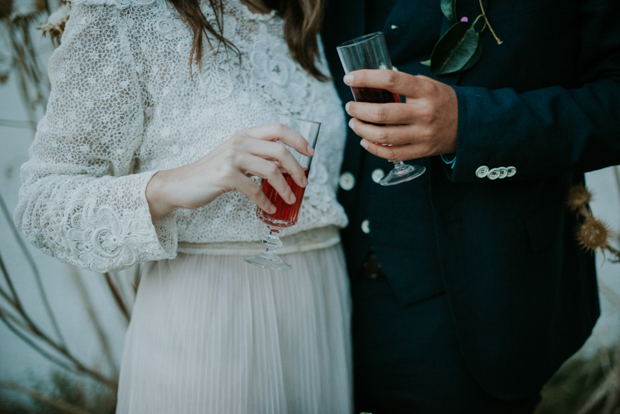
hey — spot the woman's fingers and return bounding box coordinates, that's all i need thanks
[245,123,315,157]
[242,139,308,188]
[235,174,277,214]
[241,155,298,205]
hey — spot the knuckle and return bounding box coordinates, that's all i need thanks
[266,162,280,176]
[275,144,289,158]
[385,71,399,86]
[273,122,287,136]
[249,184,262,197]
[373,106,387,122]
[376,129,389,143]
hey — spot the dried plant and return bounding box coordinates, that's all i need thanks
[39,3,69,45]
[568,181,620,262]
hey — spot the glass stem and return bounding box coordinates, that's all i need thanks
[262,226,283,255]
[393,161,407,170]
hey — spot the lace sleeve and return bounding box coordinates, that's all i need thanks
[14,3,177,272]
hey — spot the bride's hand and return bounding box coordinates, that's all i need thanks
[146,123,314,222]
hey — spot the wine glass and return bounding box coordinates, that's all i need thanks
[244,115,320,270]
[337,31,426,186]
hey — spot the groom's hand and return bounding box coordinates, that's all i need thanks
[344,70,459,162]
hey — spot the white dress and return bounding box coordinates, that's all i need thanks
[14,0,352,411]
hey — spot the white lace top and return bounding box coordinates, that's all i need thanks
[14,0,348,272]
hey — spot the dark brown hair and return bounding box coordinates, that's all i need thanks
[167,0,328,80]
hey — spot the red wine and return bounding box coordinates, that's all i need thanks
[257,169,310,228]
[351,87,401,104]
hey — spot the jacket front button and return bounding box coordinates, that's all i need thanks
[361,219,370,234]
[339,172,355,191]
[371,168,385,183]
[475,166,489,178]
[390,24,399,30]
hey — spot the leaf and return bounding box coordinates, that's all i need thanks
[420,59,431,67]
[440,0,457,24]
[430,21,479,76]
[460,34,484,72]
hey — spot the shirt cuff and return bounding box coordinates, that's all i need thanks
[441,153,457,169]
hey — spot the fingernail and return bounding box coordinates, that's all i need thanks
[307,144,314,155]
[348,118,354,129]
[343,74,354,85]
[289,194,296,204]
[269,205,277,214]
[303,176,309,186]
[360,140,368,149]
[345,102,350,112]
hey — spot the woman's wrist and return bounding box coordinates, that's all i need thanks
[146,170,181,222]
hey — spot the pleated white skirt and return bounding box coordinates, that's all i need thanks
[116,240,352,414]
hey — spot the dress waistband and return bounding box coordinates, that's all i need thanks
[177,225,341,256]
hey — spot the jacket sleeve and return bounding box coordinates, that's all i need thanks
[447,0,620,183]
[14,3,177,272]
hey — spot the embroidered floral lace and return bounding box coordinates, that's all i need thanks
[15,0,348,272]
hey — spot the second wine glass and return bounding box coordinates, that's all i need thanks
[337,31,426,186]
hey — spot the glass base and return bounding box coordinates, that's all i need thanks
[244,252,293,271]
[380,163,426,186]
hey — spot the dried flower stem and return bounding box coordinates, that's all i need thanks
[68,265,119,378]
[0,380,91,414]
[0,253,117,389]
[478,0,503,45]
[0,192,66,347]
[104,272,131,322]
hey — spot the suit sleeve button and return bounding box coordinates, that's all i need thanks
[498,167,508,179]
[475,166,489,178]
[339,172,355,190]
[487,168,501,180]
[506,166,517,177]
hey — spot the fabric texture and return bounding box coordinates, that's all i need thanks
[117,244,352,414]
[14,0,348,273]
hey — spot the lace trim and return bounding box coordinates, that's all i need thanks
[69,0,156,9]
[177,225,340,255]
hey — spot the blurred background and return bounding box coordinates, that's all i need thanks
[0,1,619,412]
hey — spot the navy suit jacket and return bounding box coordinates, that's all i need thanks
[322,0,620,400]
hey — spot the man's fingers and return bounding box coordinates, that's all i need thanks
[242,156,297,205]
[245,123,314,157]
[348,118,418,146]
[345,101,411,125]
[235,176,276,214]
[343,69,424,97]
[243,140,308,188]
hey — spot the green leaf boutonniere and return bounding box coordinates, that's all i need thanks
[422,0,502,76]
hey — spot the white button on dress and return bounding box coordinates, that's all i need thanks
[361,219,370,234]
[339,172,355,191]
[371,168,385,183]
